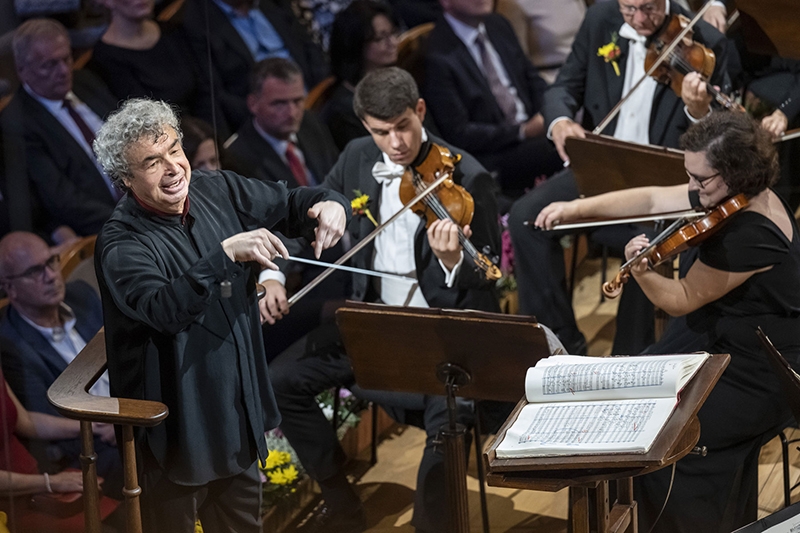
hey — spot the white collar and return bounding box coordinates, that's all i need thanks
[18,302,77,342]
[24,84,77,113]
[252,118,298,155]
[443,12,486,49]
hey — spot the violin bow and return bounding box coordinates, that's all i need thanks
[593,1,714,136]
[287,170,452,307]
[529,209,705,231]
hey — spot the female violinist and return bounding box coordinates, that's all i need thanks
[537,112,800,533]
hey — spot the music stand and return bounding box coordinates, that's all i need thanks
[335,302,555,533]
[565,133,686,197]
[483,353,730,533]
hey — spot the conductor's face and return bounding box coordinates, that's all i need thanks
[619,0,667,37]
[123,126,192,215]
[361,99,427,167]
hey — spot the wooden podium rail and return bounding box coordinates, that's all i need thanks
[483,354,730,533]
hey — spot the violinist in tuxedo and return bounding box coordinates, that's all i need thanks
[266,67,508,533]
[507,0,732,355]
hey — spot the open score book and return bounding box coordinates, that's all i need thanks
[495,353,710,458]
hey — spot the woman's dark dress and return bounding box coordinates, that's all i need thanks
[636,192,800,533]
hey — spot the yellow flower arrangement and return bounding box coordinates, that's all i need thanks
[267,464,299,486]
[351,190,378,227]
[262,450,292,470]
[598,33,622,77]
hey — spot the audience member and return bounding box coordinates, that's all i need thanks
[88,0,221,135]
[290,0,354,51]
[423,0,563,197]
[0,374,120,533]
[227,58,339,188]
[181,116,221,171]
[387,0,440,27]
[495,0,586,84]
[323,0,401,150]
[6,18,119,240]
[181,0,329,132]
[0,231,123,499]
[267,67,502,533]
[507,0,730,354]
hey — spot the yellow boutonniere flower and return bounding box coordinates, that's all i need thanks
[598,32,622,77]
[351,189,378,227]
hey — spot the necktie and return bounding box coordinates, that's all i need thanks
[62,98,96,147]
[475,32,518,125]
[285,142,309,187]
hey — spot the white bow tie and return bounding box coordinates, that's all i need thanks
[618,23,647,44]
[372,161,406,184]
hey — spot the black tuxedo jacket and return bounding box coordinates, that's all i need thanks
[423,13,548,154]
[542,1,730,148]
[4,70,118,237]
[181,0,328,131]
[225,112,339,188]
[321,135,500,313]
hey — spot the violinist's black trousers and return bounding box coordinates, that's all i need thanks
[508,169,656,354]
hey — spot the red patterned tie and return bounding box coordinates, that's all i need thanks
[285,142,309,187]
[62,98,96,146]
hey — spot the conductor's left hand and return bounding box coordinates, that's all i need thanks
[308,201,346,258]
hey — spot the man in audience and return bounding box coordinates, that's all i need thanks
[181,0,329,132]
[0,231,123,498]
[226,57,345,359]
[267,67,505,533]
[423,0,563,197]
[507,0,731,354]
[226,57,339,188]
[6,18,119,240]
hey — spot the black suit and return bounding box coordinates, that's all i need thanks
[2,71,118,238]
[225,113,339,188]
[268,135,499,532]
[181,0,328,132]
[423,13,563,194]
[0,281,123,497]
[508,1,731,354]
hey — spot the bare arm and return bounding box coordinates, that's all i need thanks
[535,184,690,229]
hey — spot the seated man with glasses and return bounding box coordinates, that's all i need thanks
[507,0,732,355]
[0,231,124,499]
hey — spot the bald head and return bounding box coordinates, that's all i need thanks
[0,232,65,317]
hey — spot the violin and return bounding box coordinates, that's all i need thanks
[398,143,502,281]
[646,14,744,112]
[602,193,749,298]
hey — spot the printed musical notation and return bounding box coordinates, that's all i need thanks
[541,359,675,396]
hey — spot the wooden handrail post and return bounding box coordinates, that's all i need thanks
[122,425,144,533]
[80,420,102,533]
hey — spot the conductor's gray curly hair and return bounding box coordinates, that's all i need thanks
[93,98,183,190]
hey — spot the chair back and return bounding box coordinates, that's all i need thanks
[58,235,99,295]
[305,76,337,113]
[757,327,800,426]
[396,22,434,88]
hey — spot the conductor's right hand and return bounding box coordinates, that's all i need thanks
[551,119,586,162]
[535,201,578,230]
[221,229,289,271]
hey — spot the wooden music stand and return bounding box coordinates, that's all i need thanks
[335,302,555,533]
[735,0,800,60]
[565,133,687,197]
[483,353,730,533]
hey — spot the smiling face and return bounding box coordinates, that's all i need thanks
[123,126,192,214]
[17,33,73,100]
[361,99,426,167]
[685,150,731,208]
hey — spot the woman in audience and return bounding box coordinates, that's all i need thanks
[181,116,221,172]
[0,375,119,532]
[322,0,400,150]
[88,0,221,134]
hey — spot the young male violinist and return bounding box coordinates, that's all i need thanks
[266,67,559,533]
[507,0,733,355]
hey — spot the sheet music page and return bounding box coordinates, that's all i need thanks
[495,397,676,458]
[758,515,800,533]
[525,354,708,403]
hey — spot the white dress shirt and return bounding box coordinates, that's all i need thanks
[20,304,110,398]
[24,86,117,198]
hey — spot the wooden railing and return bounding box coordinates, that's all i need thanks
[48,330,168,533]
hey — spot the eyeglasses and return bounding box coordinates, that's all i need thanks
[3,254,60,282]
[619,2,661,15]
[369,31,399,44]
[685,169,721,189]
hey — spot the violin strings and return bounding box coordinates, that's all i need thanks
[412,173,481,258]
[660,49,733,105]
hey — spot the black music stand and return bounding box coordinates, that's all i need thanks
[335,302,555,533]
